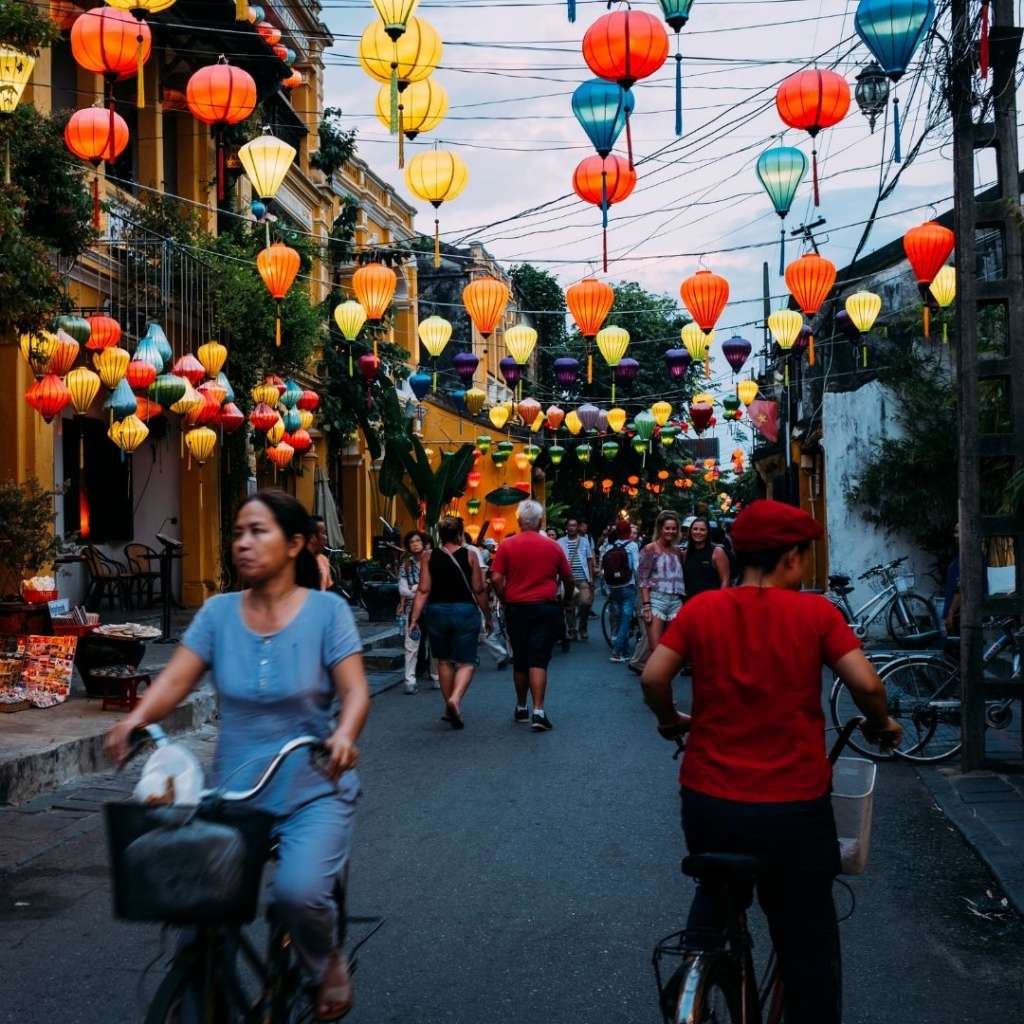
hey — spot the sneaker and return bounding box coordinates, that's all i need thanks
[431,678,441,689]
[610,655,625,663]
[531,711,553,732]
[404,683,418,694]
[514,705,530,724]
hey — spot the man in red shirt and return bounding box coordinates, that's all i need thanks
[491,500,575,731]
[641,499,901,1024]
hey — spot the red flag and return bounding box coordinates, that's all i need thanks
[748,400,779,443]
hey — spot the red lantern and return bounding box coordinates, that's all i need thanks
[264,373,286,398]
[70,7,151,85]
[903,221,954,337]
[186,57,257,201]
[680,269,729,332]
[775,70,850,206]
[250,401,278,433]
[26,373,71,423]
[256,21,282,46]
[48,334,80,376]
[784,252,837,366]
[266,441,295,470]
[272,43,288,61]
[282,71,304,90]
[126,358,156,391]
[257,242,300,347]
[689,403,713,434]
[64,106,130,227]
[358,353,380,408]
[467,470,482,490]
[297,388,320,412]
[286,428,313,454]
[187,395,221,426]
[173,353,206,387]
[218,402,245,433]
[135,396,163,422]
[490,516,507,538]
[572,154,636,207]
[86,314,121,350]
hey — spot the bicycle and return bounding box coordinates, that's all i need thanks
[826,556,940,644]
[601,593,643,651]
[106,725,379,1023]
[652,719,863,1024]
[829,618,1023,763]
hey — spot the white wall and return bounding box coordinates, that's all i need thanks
[822,381,936,633]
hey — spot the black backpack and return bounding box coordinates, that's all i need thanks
[602,543,632,586]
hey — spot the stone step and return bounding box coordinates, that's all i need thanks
[362,647,405,671]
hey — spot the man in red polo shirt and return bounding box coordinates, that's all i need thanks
[641,499,901,1024]
[491,500,574,731]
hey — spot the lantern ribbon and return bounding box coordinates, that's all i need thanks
[808,332,815,367]
[980,1,990,78]
[892,93,902,163]
[779,225,786,277]
[568,0,575,22]
[625,109,634,168]
[92,174,102,231]
[236,0,248,19]
[136,31,145,108]
[862,342,869,367]
[434,216,441,269]
[601,166,609,273]
[674,47,683,137]
[275,300,282,346]
[389,62,399,134]
[349,348,354,377]
[586,340,593,385]
[811,146,820,207]
[398,116,405,169]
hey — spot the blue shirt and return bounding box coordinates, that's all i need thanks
[182,590,362,815]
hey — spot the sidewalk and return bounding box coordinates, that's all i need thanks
[0,605,404,806]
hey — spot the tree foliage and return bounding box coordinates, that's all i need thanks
[379,431,476,527]
[310,107,358,180]
[0,478,60,597]
[0,0,58,54]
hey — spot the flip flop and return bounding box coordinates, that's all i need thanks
[315,954,353,1021]
[445,701,464,729]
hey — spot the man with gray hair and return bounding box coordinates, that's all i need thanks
[491,500,575,731]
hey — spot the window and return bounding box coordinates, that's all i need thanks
[50,37,78,113]
[62,418,133,543]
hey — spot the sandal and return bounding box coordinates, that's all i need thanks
[445,701,464,729]
[315,953,353,1021]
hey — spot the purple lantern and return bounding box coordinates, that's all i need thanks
[453,350,480,385]
[721,336,752,374]
[597,408,609,432]
[577,402,601,431]
[835,310,861,342]
[499,356,522,389]
[553,356,579,387]
[794,325,812,351]
[615,357,640,386]
[664,347,691,381]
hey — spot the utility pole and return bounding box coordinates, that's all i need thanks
[951,0,1024,769]
[790,217,827,255]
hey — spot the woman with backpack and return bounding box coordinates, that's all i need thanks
[602,519,640,662]
[682,517,731,599]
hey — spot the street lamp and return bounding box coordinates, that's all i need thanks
[854,62,890,133]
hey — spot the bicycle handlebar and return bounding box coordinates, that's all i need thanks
[858,555,907,581]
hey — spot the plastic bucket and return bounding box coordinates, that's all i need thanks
[831,757,876,876]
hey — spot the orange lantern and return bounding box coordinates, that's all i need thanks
[517,397,541,427]
[572,155,637,274]
[566,277,614,383]
[257,242,300,347]
[64,105,130,228]
[784,252,836,365]
[48,333,80,376]
[904,221,955,337]
[680,268,729,332]
[126,358,156,391]
[70,7,151,109]
[352,262,397,358]
[545,405,566,431]
[267,441,294,471]
[86,315,121,350]
[26,373,71,423]
[490,516,507,538]
[463,276,510,341]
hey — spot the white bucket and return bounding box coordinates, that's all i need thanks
[831,757,876,876]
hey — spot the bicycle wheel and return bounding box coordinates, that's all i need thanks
[828,677,900,761]
[144,964,196,1024]
[601,599,617,648]
[879,655,963,763]
[672,956,745,1024]
[887,593,939,642]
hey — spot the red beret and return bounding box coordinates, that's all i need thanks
[730,499,823,552]
[615,519,632,539]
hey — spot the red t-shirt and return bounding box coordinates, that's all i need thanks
[659,587,860,803]
[491,531,572,603]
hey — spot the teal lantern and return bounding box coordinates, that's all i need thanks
[150,373,187,407]
[57,315,91,346]
[140,322,172,367]
[575,442,592,465]
[467,497,481,515]
[658,0,697,134]
[524,443,541,464]
[133,334,165,373]
[215,371,235,404]
[281,378,303,409]
[548,444,566,466]
[602,440,619,460]
[283,408,302,432]
[854,0,935,163]
[476,434,492,454]
[756,146,808,275]
[104,378,137,420]
[633,409,656,465]
[572,79,634,159]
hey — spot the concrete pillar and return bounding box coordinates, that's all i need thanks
[0,349,55,489]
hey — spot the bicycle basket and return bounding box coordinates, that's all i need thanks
[831,757,876,876]
[894,574,916,593]
[105,802,263,925]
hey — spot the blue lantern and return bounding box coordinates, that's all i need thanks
[756,146,808,274]
[215,371,235,404]
[104,378,137,420]
[450,388,466,413]
[409,371,431,401]
[854,0,935,162]
[140,321,172,368]
[572,80,635,159]
[133,334,165,374]
[252,199,267,221]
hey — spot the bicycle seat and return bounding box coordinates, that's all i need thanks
[828,573,851,588]
[681,853,766,881]
[832,585,855,597]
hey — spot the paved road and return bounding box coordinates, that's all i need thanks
[1,630,1023,1023]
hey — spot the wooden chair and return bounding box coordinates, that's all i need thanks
[124,543,161,607]
[82,546,131,611]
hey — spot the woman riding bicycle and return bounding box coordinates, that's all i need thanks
[641,499,901,1024]
[106,490,371,1022]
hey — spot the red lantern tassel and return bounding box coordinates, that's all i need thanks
[92,174,101,229]
[811,146,820,207]
[808,333,815,367]
[217,133,226,203]
[980,1,990,78]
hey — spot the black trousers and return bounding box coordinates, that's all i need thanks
[680,786,842,1024]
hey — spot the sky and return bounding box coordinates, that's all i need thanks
[313,0,967,402]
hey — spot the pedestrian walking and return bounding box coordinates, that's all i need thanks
[469,533,510,670]
[398,531,438,694]
[682,517,731,599]
[408,517,491,730]
[558,516,596,640]
[308,514,333,591]
[638,511,686,651]
[491,500,575,731]
[602,519,640,662]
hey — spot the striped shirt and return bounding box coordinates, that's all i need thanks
[558,534,593,583]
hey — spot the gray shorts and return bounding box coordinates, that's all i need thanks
[650,591,684,622]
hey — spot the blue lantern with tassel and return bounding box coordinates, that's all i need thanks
[658,0,697,135]
[572,79,634,159]
[756,146,808,275]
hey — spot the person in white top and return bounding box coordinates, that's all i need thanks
[557,517,596,640]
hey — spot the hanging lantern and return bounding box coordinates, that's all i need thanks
[929,265,955,342]
[94,346,130,389]
[297,409,315,431]
[573,154,638,272]
[104,377,137,420]
[582,11,668,165]
[250,401,278,433]
[405,150,469,267]
[70,7,151,109]
[126,358,156,391]
[464,387,486,417]
[904,221,954,337]
[352,263,397,360]
[756,146,808,275]
[19,331,58,376]
[0,46,34,182]
[601,440,620,460]
[606,407,627,433]
[615,358,640,392]
[545,405,566,432]
[660,425,679,446]
[218,402,245,434]
[576,403,601,432]
[737,379,759,407]
[566,278,615,383]
[476,435,492,455]
[689,402,713,435]
[596,325,629,402]
[47,332,80,377]
[358,353,381,408]
[297,389,319,412]
[553,357,579,389]
[281,407,301,433]
[663,347,691,381]
[285,428,313,455]
[375,77,448,167]
[505,323,538,368]
[463,276,510,342]
[517,397,542,428]
[499,356,521,392]
[250,381,280,407]
[572,79,634,160]
[775,70,850,206]
[256,21,282,46]
[768,309,803,386]
[132,335,164,376]
[785,252,837,366]
[172,353,205,387]
[64,105,130,227]
[26,374,71,423]
[488,404,510,430]
[66,366,101,415]
[171,381,203,419]
[548,445,566,467]
[845,291,882,334]
[650,401,672,427]
[186,394,221,427]
[453,351,480,388]
[186,57,257,202]
[86,314,121,351]
[466,497,481,516]
[114,413,148,453]
[184,426,217,465]
[680,268,729,333]
[575,442,593,465]
[257,242,300,347]
[334,300,367,377]
[414,314,451,391]
[196,340,228,379]
[681,322,712,376]
[56,315,91,347]
[854,62,890,132]
[238,128,296,203]
[265,415,285,445]
[265,440,294,471]
[150,373,186,408]
[198,379,227,409]
[140,321,172,365]
[359,15,441,90]
[721,336,752,376]
[280,378,303,409]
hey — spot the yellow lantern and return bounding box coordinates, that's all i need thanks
[115,413,149,453]
[488,404,510,430]
[196,340,227,379]
[845,291,881,334]
[94,346,130,389]
[607,407,627,433]
[185,425,217,464]
[375,78,448,164]
[505,323,538,365]
[251,382,280,407]
[298,409,315,431]
[530,411,545,432]
[170,381,202,416]
[651,401,672,427]
[358,16,441,86]
[681,322,714,377]
[334,300,367,377]
[267,415,286,445]
[418,315,453,390]
[19,330,57,376]
[929,266,955,342]
[768,309,803,386]
[692,391,715,407]
[596,325,629,403]
[238,130,296,202]
[464,387,486,416]
[565,410,583,436]
[737,379,759,407]
[66,366,101,415]
[370,0,419,40]
[0,46,35,115]
[107,419,122,446]
[405,150,470,267]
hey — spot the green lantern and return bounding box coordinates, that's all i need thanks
[492,449,510,467]
[601,440,619,460]
[660,425,679,446]
[467,498,481,515]
[722,396,740,416]
[56,315,91,346]
[548,444,566,466]
[477,434,492,454]
[632,436,649,455]
[496,440,515,455]
[150,373,187,407]
[575,443,592,465]
[524,443,541,464]
[634,409,656,442]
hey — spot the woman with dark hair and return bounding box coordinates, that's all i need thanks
[682,517,731,598]
[408,516,490,729]
[106,490,370,1021]
[398,530,438,694]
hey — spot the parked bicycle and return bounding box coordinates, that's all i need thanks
[830,618,1023,763]
[601,596,643,651]
[106,725,379,1023]
[652,719,864,1024]
[826,556,940,643]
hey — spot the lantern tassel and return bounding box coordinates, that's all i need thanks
[93,175,101,229]
[611,381,616,404]
[136,33,145,108]
[943,321,949,344]
[862,342,868,367]
[398,125,404,168]
[587,346,593,385]
[808,333,815,367]
[784,362,790,388]
[373,337,379,360]
[625,109,634,169]
[350,349,355,377]
[236,0,248,19]
[434,217,441,269]
[923,304,930,339]
[980,1,990,78]
[601,168,609,273]
[275,314,282,347]
[779,225,785,276]
[568,0,575,22]
[674,49,683,137]
[892,94,902,163]
[389,64,399,134]
[811,146,820,206]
